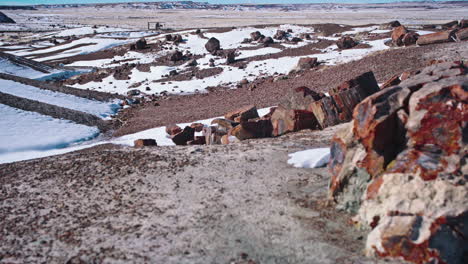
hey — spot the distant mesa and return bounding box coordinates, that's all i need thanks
[0,11,15,24]
[0,6,36,11]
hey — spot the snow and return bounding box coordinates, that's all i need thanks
[0,79,120,119]
[10,37,132,62]
[341,26,379,35]
[0,58,54,79]
[236,47,282,59]
[52,26,130,37]
[0,104,99,162]
[287,148,331,169]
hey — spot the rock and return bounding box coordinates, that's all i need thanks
[134,139,157,148]
[295,57,318,71]
[416,30,456,45]
[171,126,195,145]
[211,118,239,132]
[290,37,302,43]
[274,30,287,40]
[455,27,468,41]
[336,36,357,49]
[205,37,221,53]
[187,59,198,66]
[203,126,226,145]
[241,38,252,43]
[220,135,240,145]
[441,20,459,29]
[135,38,147,50]
[401,32,419,46]
[459,19,468,28]
[187,136,206,145]
[172,34,183,43]
[250,31,263,41]
[391,26,408,46]
[300,33,312,40]
[280,86,325,111]
[261,37,274,45]
[311,71,380,129]
[231,118,273,140]
[287,29,293,33]
[165,34,173,41]
[170,51,184,62]
[169,70,178,76]
[271,106,319,136]
[166,124,183,136]
[379,20,401,29]
[127,89,140,96]
[190,122,204,132]
[224,105,259,122]
[226,50,236,64]
[195,29,201,34]
[0,12,15,24]
[239,79,249,85]
[328,61,468,264]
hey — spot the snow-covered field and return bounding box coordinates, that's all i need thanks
[0,104,100,163]
[0,79,120,119]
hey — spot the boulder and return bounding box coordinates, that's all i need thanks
[441,20,458,29]
[187,59,198,66]
[165,34,173,41]
[224,105,259,122]
[231,118,273,140]
[328,61,468,264]
[135,38,147,50]
[250,31,264,41]
[290,37,302,43]
[203,126,226,145]
[401,32,419,46]
[280,86,325,110]
[171,126,195,145]
[211,118,239,132]
[205,37,221,53]
[166,124,182,136]
[416,30,456,45]
[0,12,15,23]
[274,30,287,40]
[188,136,206,145]
[134,139,157,148]
[459,19,468,28]
[455,27,468,41]
[391,26,408,46]
[271,106,319,137]
[190,123,204,132]
[172,34,183,43]
[170,51,184,62]
[336,36,357,49]
[295,57,318,71]
[262,37,274,45]
[241,38,252,43]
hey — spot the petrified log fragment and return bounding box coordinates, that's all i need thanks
[416,30,456,45]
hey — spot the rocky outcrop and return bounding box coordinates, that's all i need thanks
[0,11,15,23]
[328,61,467,264]
[294,57,318,71]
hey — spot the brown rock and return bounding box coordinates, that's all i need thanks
[331,71,380,96]
[166,124,182,136]
[336,36,357,49]
[391,26,408,46]
[281,86,325,110]
[170,51,183,62]
[226,50,236,64]
[231,118,273,140]
[250,31,264,41]
[416,30,456,45]
[273,30,287,40]
[205,37,221,53]
[271,106,319,136]
[379,20,401,29]
[134,139,157,148]
[441,20,458,29]
[224,105,259,122]
[455,27,468,41]
[211,118,239,132]
[171,126,195,145]
[380,75,401,89]
[203,126,226,145]
[401,32,419,46]
[295,57,318,70]
[188,136,206,145]
[300,33,312,40]
[190,122,204,132]
[459,19,468,28]
[262,37,274,44]
[172,34,183,43]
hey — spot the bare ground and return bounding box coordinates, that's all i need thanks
[0,124,406,264]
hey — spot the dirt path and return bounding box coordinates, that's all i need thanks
[114,41,467,137]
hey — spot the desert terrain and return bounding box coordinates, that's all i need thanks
[0,1,467,264]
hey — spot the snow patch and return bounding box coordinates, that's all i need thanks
[287,148,331,169]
